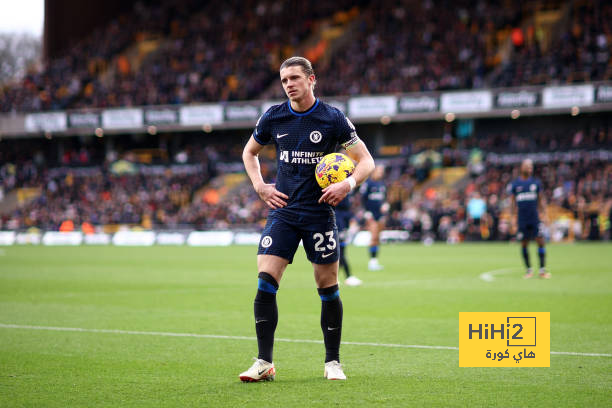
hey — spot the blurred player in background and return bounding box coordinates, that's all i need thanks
[335,194,362,286]
[241,56,375,382]
[360,165,388,271]
[509,159,551,279]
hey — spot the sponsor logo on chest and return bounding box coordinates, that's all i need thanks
[276,128,328,164]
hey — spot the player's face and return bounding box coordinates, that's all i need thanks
[280,66,314,102]
[372,165,384,180]
[520,161,533,176]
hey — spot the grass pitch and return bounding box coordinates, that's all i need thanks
[0,243,611,407]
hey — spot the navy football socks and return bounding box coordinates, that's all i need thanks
[521,246,530,269]
[254,272,278,363]
[318,284,343,363]
[370,245,378,258]
[538,246,546,268]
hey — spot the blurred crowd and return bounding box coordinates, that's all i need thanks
[464,126,612,153]
[1,125,611,241]
[384,156,612,243]
[0,0,363,112]
[68,0,364,109]
[493,1,612,86]
[0,142,220,230]
[380,124,612,242]
[0,0,201,112]
[5,169,205,230]
[315,0,518,96]
[1,0,611,112]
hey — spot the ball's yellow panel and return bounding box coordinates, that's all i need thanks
[315,153,355,188]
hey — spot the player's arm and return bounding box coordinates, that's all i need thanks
[381,201,390,215]
[344,141,375,187]
[506,182,516,227]
[510,194,518,232]
[538,193,546,221]
[381,184,390,214]
[242,136,288,209]
[318,141,375,205]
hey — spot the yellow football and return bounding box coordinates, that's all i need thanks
[315,153,355,188]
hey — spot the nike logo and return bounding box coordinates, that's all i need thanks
[327,327,339,331]
[321,253,333,258]
[258,368,269,375]
[255,319,268,324]
[276,133,288,138]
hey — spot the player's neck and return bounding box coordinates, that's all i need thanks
[290,93,316,113]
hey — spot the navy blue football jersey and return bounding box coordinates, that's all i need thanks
[509,177,541,225]
[252,99,359,224]
[360,179,386,213]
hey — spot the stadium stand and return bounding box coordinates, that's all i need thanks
[492,0,612,86]
[0,0,367,112]
[392,155,612,243]
[0,0,203,112]
[0,0,610,242]
[1,125,610,241]
[1,0,610,111]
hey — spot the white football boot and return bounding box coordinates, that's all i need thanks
[344,276,363,286]
[368,258,384,271]
[324,360,347,380]
[538,268,551,279]
[239,358,275,382]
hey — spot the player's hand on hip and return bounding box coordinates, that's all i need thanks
[256,183,288,209]
[318,180,351,206]
[381,202,390,214]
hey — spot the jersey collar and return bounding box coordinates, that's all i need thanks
[287,98,319,117]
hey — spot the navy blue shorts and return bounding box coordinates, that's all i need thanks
[365,208,383,221]
[517,222,543,240]
[258,215,339,264]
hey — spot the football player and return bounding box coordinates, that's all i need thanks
[240,56,375,381]
[509,159,550,279]
[360,165,387,271]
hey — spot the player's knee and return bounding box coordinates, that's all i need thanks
[257,272,279,295]
[317,284,340,302]
[314,266,338,288]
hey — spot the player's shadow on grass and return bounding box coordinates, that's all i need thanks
[231,376,345,386]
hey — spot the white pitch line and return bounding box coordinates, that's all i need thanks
[0,323,609,357]
[479,267,519,282]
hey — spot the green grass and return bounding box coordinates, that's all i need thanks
[0,243,611,407]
